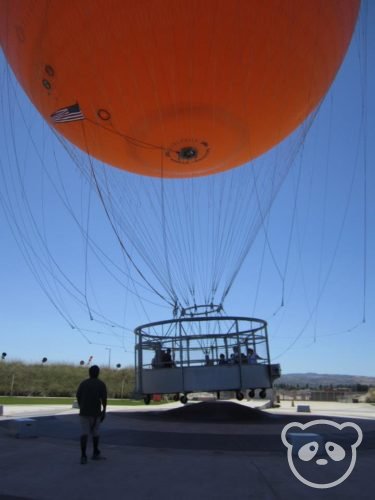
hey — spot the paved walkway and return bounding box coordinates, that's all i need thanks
[0,400,374,500]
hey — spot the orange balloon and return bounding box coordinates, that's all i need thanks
[0,0,360,178]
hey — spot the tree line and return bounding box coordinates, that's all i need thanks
[275,383,371,392]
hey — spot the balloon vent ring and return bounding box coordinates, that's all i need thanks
[179,147,198,161]
[166,140,210,164]
[178,304,223,318]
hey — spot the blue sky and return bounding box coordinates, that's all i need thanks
[1,3,374,376]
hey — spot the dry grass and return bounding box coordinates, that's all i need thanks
[366,389,375,403]
[0,361,135,398]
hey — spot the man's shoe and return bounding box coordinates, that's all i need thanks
[80,456,88,465]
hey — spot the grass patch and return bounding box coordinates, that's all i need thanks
[0,362,168,404]
[0,361,135,398]
[0,397,74,405]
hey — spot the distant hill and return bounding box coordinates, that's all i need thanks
[275,372,375,387]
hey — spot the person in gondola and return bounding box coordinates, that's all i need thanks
[231,346,240,364]
[162,348,174,368]
[151,345,163,368]
[204,354,213,366]
[247,347,263,364]
[217,353,227,365]
[218,353,227,365]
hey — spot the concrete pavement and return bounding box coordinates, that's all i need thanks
[0,400,374,500]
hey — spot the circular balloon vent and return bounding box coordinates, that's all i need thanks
[179,147,198,161]
[166,140,209,164]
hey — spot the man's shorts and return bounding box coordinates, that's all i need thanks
[80,416,101,436]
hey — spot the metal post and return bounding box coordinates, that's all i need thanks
[264,322,273,389]
[105,347,111,368]
[264,322,271,364]
[10,373,15,396]
[235,320,242,390]
[138,330,143,394]
[179,321,185,393]
[121,378,125,399]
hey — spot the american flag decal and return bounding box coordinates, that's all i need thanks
[50,103,84,123]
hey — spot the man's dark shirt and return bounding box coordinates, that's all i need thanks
[76,377,107,417]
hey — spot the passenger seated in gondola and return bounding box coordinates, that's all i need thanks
[151,347,163,368]
[162,348,174,368]
[247,347,263,364]
[218,353,227,365]
[230,346,240,364]
[204,354,213,366]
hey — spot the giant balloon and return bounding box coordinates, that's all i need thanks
[0,0,360,178]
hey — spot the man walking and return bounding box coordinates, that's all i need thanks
[76,365,107,464]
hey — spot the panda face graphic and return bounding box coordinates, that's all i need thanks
[281,419,363,489]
